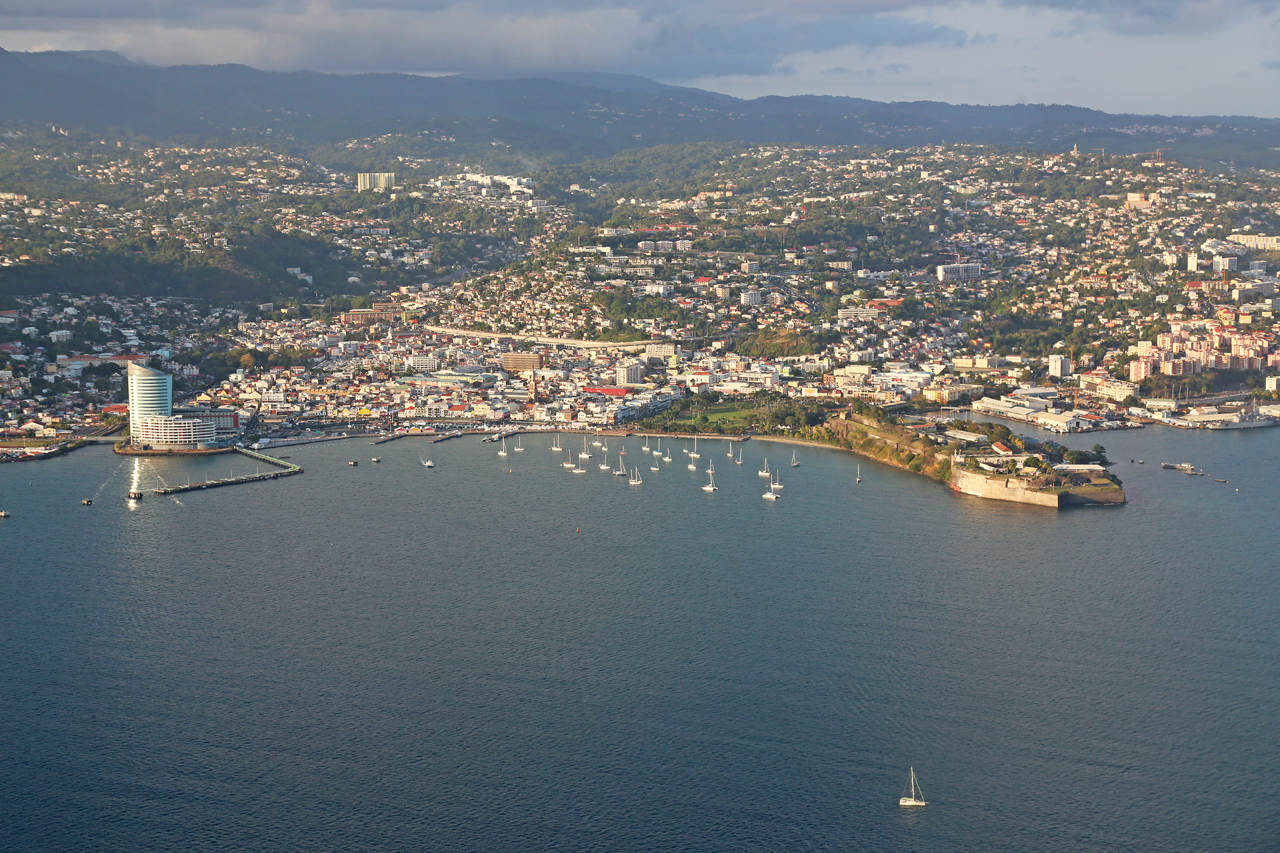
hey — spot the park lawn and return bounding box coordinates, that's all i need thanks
[672,401,758,428]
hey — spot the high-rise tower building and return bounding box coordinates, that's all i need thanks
[127,362,173,440]
[357,172,396,191]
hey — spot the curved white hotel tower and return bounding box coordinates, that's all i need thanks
[127,362,173,440]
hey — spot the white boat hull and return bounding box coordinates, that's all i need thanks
[899,797,927,807]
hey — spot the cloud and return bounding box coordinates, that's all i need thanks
[1,0,1278,115]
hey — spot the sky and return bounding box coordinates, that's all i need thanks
[2,0,1279,117]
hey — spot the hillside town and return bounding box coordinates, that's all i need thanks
[4,139,1280,451]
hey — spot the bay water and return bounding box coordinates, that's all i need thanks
[2,425,1278,852]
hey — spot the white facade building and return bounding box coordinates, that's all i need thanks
[127,362,172,440]
[134,415,217,450]
[936,262,982,282]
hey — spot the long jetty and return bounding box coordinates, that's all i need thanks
[153,447,303,495]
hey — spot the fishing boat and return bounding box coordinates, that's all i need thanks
[790,448,799,468]
[127,490,144,500]
[689,436,700,459]
[629,466,643,485]
[701,471,718,492]
[0,510,10,517]
[899,768,927,807]
[759,458,770,478]
[498,438,507,457]
[82,499,93,505]
[371,457,381,463]
[349,460,358,466]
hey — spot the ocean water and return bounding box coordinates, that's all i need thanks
[2,427,1278,852]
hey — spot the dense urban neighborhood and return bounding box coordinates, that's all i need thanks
[4,134,1280,461]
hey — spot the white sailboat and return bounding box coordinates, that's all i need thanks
[599,459,612,471]
[580,436,591,459]
[613,454,627,475]
[514,437,524,452]
[727,442,734,458]
[642,437,650,451]
[650,460,660,471]
[689,436,700,459]
[602,439,609,452]
[498,437,507,457]
[790,448,799,467]
[629,466,643,485]
[736,447,743,466]
[653,438,662,457]
[899,767,927,807]
[759,458,770,478]
[856,464,861,483]
[572,453,587,474]
[770,471,784,491]
[687,458,697,470]
[702,471,718,492]
[706,459,715,475]
[552,434,563,452]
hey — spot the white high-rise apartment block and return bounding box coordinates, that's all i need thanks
[127,362,172,440]
[615,362,643,385]
[357,172,396,191]
[936,262,982,282]
[1047,354,1072,378]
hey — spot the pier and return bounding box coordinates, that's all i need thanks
[152,447,303,495]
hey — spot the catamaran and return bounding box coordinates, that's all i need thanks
[701,471,718,492]
[759,458,770,478]
[790,448,799,468]
[762,487,779,501]
[899,768,927,807]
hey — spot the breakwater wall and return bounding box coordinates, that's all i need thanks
[152,447,302,495]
